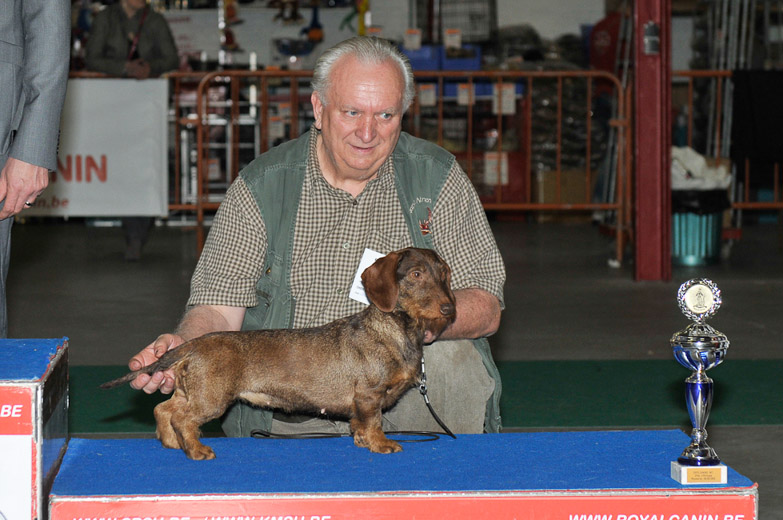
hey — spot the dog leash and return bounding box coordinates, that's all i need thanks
[418,355,457,439]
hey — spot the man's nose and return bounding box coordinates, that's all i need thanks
[356,116,376,142]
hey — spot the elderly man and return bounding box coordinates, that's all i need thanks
[129,36,505,435]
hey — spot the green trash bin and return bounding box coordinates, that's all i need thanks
[671,190,730,266]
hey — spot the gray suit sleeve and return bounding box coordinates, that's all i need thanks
[8,0,70,171]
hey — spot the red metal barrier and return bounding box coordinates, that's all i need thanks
[181,69,629,262]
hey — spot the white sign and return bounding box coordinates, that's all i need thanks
[443,28,462,49]
[349,248,386,305]
[418,84,437,107]
[483,152,509,186]
[492,83,517,115]
[457,84,474,106]
[403,28,422,50]
[26,79,169,217]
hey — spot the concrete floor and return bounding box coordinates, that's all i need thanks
[7,217,781,516]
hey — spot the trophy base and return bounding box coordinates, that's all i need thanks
[671,461,727,485]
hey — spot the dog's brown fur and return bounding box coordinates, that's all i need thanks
[100,247,456,460]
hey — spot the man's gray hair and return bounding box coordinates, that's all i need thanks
[311,36,416,111]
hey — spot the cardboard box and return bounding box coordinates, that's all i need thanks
[533,169,589,203]
[533,169,593,222]
[0,338,69,520]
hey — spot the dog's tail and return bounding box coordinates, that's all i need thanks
[99,348,187,389]
[99,370,149,389]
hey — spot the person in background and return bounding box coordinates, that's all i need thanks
[0,0,71,337]
[85,0,179,260]
[85,0,179,80]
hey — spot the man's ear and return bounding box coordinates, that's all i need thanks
[311,91,324,129]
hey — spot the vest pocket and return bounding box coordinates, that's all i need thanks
[243,250,291,330]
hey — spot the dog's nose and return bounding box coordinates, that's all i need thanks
[440,303,456,316]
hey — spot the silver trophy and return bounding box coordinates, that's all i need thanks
[670,278,729,466]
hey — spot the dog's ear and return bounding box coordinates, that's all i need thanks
[362,251,401,312]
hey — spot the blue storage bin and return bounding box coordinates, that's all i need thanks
[672,212,723,266]
[400,45,440,71]
[442,81,525,99]
[440,44,481,71]
[671,189,729,266]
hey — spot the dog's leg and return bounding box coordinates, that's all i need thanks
[154,393,184,450]
[169,408,215,460]
[350,397,402,454]
[167,392,228,460]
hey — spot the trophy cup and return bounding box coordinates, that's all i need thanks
[670,278,729,485]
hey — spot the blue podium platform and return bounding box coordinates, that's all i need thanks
[49,430,758,520]
[0,338,67,381]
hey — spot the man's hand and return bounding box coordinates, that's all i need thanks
[0,158,49,219]
[127,305,246,394]
[129,333,185,394]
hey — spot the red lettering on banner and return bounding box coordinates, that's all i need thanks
[55,155,107,183]
[0,404,23,417]
[0,386,33,434]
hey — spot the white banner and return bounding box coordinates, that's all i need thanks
[26,79,168,217]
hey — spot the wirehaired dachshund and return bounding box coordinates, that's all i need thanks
[101,247,457,459]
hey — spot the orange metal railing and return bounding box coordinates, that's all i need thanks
[181,69,630,262]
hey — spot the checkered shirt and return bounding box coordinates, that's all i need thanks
[188,128,505,328]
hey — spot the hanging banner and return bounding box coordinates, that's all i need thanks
[26,79,169,217]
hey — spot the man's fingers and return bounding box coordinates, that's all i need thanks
[129,372,151,391]
[141,372,166,394]
[141,371,175,395]
[0,159,50,219]
[154,337,174,357]
[129,348,159,371]
[129,335,179,371]
[129,336,182,393]
[159,373,176,394]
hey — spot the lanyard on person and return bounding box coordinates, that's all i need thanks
[127,6,149,61]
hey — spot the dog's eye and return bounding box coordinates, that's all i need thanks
[411,271,422,278]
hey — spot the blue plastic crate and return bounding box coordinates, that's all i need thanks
[672,212,723,266]
[442,81,525,99]
[440,44,481,71]
[400,44,440,71]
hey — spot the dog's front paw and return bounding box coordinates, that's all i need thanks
[184,443,216,460]
[354,432,402,453]
[368,439,403,454]
[353,432,369,448]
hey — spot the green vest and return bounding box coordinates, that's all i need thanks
[221,130,502,435]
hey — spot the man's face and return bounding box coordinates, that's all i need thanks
[127,0,148,11]
[312,56,404,189]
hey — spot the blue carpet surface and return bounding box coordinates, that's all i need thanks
[52,430,753,497]
[0,338,67,381]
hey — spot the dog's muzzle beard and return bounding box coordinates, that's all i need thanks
[421,303,456,341]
